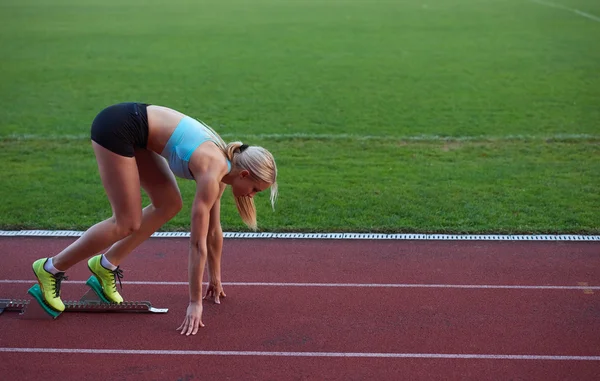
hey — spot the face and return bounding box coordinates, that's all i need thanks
[231,170,271,198]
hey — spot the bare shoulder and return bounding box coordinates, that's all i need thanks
[188,142,229,180]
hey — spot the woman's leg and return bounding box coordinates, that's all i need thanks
[32,141,143,310]
[102,148,182,265]
[51,142,143,270]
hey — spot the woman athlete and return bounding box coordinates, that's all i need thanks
[31,103,278,335]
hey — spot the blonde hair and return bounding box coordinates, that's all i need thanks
[198,120,278,231]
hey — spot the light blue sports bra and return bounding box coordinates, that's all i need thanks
[160,116,231,179]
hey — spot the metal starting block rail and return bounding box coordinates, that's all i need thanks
[0,276,168,319]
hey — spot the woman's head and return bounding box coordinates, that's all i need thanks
[199,120,278,230]
[228,145,274,198]
[225,143,278,230]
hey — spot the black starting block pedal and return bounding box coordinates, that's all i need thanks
[0,276,168,320]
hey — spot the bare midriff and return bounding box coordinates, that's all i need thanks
[145,105,188,154]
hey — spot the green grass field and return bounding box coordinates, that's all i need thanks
[1,0,598,233]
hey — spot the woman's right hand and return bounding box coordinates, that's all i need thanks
[204,278,226,304]
[176,301,205,335]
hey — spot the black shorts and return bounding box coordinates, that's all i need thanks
[90,102,150,157]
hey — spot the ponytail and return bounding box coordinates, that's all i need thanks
[234,196,257,231]
[224,142,243,161]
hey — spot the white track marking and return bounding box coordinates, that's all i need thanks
[530,0,600,22]
[1,279,598,290]
[2,133,599,142]
[1,230,599,241]
[0,347,598,360]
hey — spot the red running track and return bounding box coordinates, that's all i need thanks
[0,237,599,380]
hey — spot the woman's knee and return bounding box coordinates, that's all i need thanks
[113,214,142,237]
[151,190,183,219]
[162,194,183,219]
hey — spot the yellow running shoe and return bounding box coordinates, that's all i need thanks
[32,258,67,312]
[87,255,124,303]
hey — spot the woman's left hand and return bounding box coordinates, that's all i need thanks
[204,279,226,304]
[177,301,204,335]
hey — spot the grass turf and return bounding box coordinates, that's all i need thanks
[1,138,598,234]
[0,0,598,233]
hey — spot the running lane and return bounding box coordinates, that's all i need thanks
[0,237,598,380]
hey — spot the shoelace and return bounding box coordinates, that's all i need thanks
[111,267,124,291]
[52,272,69,298]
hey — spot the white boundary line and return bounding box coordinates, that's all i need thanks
[2,133,599,142]
[0,347,598,360]
[0,230,599,241]
[1,279,598,290]
[529,0,600,23]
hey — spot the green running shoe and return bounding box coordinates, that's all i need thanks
[87,255,124,303]
[32,258,67,312]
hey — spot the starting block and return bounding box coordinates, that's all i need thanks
[0,276,168,320]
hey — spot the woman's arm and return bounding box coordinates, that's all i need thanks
[205,183,227,303]
[207,224,223,282]
[177,174,220,335]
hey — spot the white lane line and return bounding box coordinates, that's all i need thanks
[0,347,598,360]
[1,230,599,241]
[530,0,600,22]
[3,133,599,142]
[1,279,598,290]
